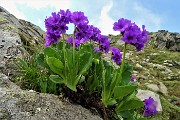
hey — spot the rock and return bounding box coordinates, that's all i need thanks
[145,82,168,95]
[135,63,143,70]
[0,6,45,76]
[150,53,159,56]
[0,73,102,120]
[165,74,180,81]
[136,89,162,112]
[0,61,6,69]
[158,82,168,95]
[153,30,180,51]
[140,61,147,66]
[145,83,160,91]
[145,59,150,62]
[162,68,172,74]
[164,60,180,67]
[155,64,166,70]
[125,52,132,58]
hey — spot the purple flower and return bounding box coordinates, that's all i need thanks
[45,10,71,46]
[122,30,138,44]
[71,11,89,25]
[58,9,71,24]
[94,47,100,52]
[111,47,122,65]
[130,74,135,82]
[57,22,68,34]
[113,18,131,32]
[98,35,110,53]
[89,25,101,41]
[143,97,158,117]
[66,37,80,47]
[75,24,92,42]
[142,25,150,39]
[135,43,144,51]
[113,18,150,51]
[45,32,61,46]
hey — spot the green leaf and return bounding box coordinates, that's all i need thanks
[46,57,64,75]
[44,47,59,58]
[105,99,117,106]
[117,111,133,119]
[116,97,144,112]
[36,53,49,68]
[40,80,47,93]
[79,43,93,55]
[47,80,57,94]
[49,75,64,84]
[78,52,93,75]
[121,62,133,85]
[67,83,77,92]
[113,85,137,100]
[56,41,63,50]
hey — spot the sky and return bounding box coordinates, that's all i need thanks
[0,0,180,35]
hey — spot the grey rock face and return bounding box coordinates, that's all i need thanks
[0,73,102,120]
[153,30,180,51]
[0,6,45,75]
[0,29,22,61]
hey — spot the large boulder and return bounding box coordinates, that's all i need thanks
[0,73,102,120]
[0,6,45,76]
[153,30,180,51]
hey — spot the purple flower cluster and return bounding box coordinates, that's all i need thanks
[45,10,71,46]
[143,97,158,117]
[45,9,111,54]
[113,18,150,51]
[111,47,122,65]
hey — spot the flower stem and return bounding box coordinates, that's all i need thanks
[72,26,76,64]
[118,42,127,84]
[62,34,67,78]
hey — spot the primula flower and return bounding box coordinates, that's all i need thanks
[130,74,135,82]
[45,10,71,46]
[58,9,71,24]
[111,47,122,65]
[45,32,61,46]
[113,18,150,51]
[75,24,93,43]
[142,25,150,40]
[98,35,110,53]
[89,25,101,41]
[66,37,80,47]
[113,18,131,32]
[71,11,89,25]
[143,97,158,117]
[122,30,138,44]
[94,47,101,52]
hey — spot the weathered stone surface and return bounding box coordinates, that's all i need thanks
[153,30,180,51]
[136,89,162,112]
[145,83,160,91]
[145,82,168,95]
[0,6,45,76]
[158,82,168,95]
[0,73,102,120]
